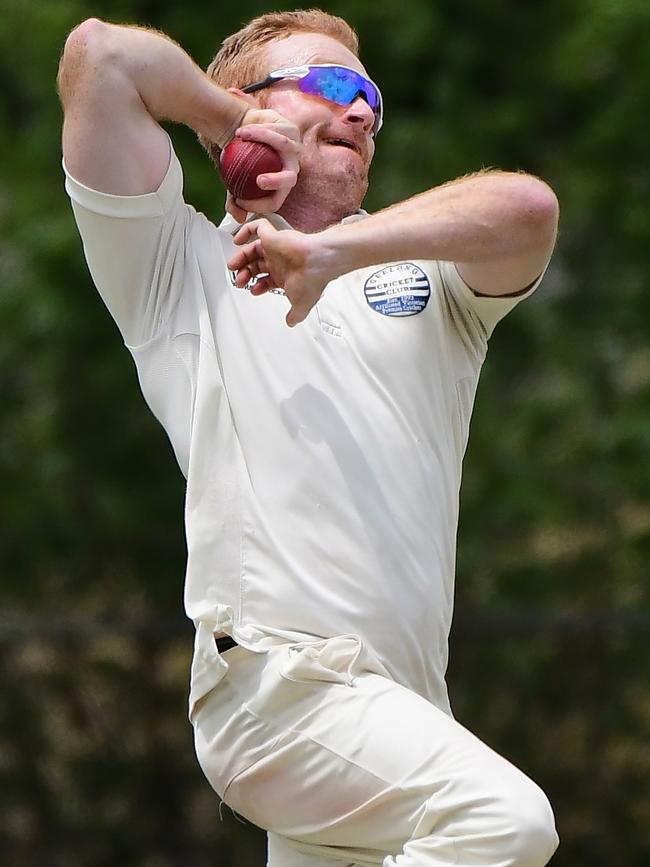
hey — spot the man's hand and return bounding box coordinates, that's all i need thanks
[228,220,338,327]
[225,109,302,222]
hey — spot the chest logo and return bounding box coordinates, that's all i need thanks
[364,263,430,317]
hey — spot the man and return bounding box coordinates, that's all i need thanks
[58,9,560,867]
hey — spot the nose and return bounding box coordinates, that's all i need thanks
[342,95,376,133]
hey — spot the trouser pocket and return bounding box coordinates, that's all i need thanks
[281,634,363,685]
[195,635,380,805]
[241,634,365,726]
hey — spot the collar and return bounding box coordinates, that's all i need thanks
[219,208,369,236]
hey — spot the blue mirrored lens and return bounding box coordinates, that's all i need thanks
[299,67,381,114]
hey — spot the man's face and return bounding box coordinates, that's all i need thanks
[256,33,378,213]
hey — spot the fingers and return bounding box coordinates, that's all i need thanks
[225,217,320,327]
[227,220,275,287]
[235,125,301,165]
[231,219,274,247]
[225,192,248,223]
[236,109,302,175]
[238,108,302,146]
[250,276,276,296]
[231,167,298,215]
[255,169,298,193]
[235,266,271,289]
[230,254,273,290]
[234,190,289,215]
[236,122,302,150]
[226,246,252,273]
[231,109,302,215]
[227,237,263,276]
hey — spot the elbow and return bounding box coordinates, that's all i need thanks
[515,175,560,251]
[61,17,109,63]
[67,16,106,40]
[528,177,559,226]
[58,18,113,103]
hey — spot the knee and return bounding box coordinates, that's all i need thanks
[500,781,559,867]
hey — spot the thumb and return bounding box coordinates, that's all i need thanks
[255,219,278,244]
[226,192,247,223]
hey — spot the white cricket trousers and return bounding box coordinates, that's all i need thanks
[192,635,559,867]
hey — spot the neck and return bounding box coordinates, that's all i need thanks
[277,199,350,234]
[276,169,367,233]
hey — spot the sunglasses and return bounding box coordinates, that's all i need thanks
[242,64,383,134]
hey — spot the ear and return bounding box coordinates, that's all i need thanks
[227,87,259,106]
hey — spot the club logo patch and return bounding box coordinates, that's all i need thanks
[364,263,430,317]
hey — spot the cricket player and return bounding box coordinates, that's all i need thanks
[58,8,560,866]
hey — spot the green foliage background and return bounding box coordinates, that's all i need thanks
[1,0,649,864]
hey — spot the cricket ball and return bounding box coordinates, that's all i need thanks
[219,139,283,200]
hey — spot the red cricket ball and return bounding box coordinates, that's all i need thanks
[219,139,283,200]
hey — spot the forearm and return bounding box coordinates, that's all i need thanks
[320,171,559,292]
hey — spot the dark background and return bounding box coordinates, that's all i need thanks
[1,0,649,864]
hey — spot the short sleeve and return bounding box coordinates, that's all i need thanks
[437,260,545,340]
[63,138,195,347]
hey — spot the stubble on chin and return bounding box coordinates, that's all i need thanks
[280,154,369,232]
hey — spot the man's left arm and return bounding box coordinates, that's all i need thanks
[328,170,559,298]
[229,171,559,325]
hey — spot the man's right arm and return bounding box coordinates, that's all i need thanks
[57,18,254,196]
[58,17,302,216]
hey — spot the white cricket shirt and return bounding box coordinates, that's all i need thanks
[64,142,541,715]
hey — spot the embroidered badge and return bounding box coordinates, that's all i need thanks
[364,263,430,317]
